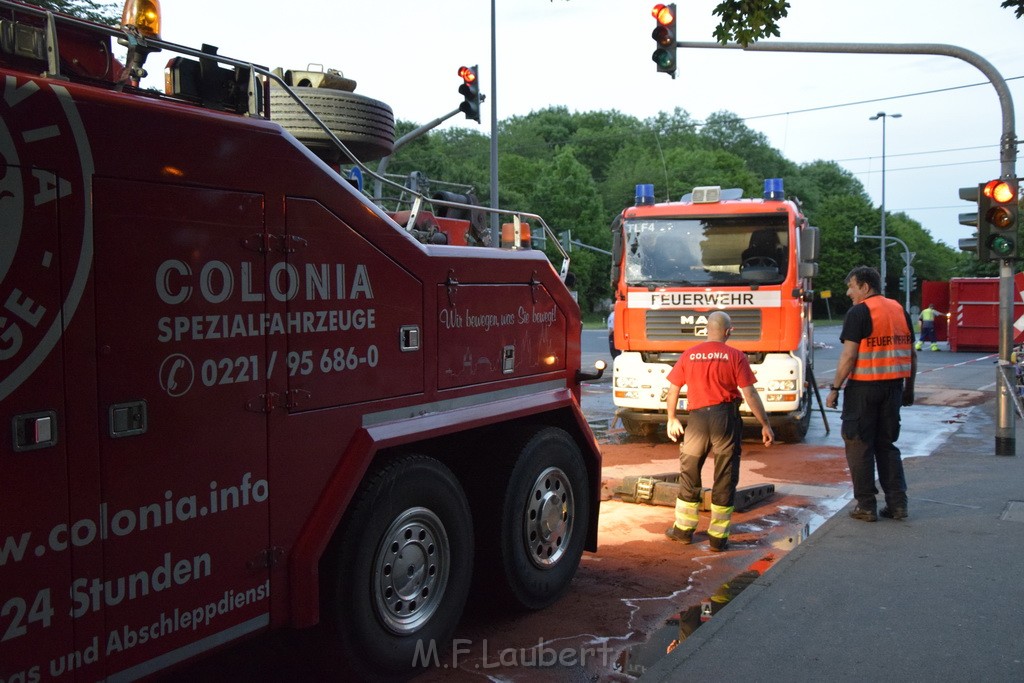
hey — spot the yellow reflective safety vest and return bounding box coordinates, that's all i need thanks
[850,296,913,382]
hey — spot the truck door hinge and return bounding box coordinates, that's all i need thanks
[246,392,280,413]
[285,388,312,409]
[275,234,308,253]
[243,232,272,253]
[530,271,541,304]
[247,547,285,571]
[445,269,459,306]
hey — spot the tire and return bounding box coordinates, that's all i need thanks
[323,454,473,679]
[269,86,395,163]
[776,390,812,443]
[497,427,590,610]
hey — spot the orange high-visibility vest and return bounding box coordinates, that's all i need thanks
[850,296,913,382]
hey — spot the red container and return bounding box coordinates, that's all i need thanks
[946,277,1024,352]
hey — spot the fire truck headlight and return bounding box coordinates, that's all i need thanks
[614,389,640,400]
[765,379,797,392]
[615,376,639,389]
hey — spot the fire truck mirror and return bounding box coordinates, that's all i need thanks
[799,262,818,278]
[801,226,821,262]
[610,215,623,267]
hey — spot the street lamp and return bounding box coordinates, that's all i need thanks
[869,111,901,297]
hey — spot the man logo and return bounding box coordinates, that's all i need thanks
[679,314,709,326]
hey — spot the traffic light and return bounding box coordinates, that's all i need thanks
[458,65,480,123]
[980,178,1018,260]
[958,183,983,258]
[651,3,677,78]
[559,230,572,252]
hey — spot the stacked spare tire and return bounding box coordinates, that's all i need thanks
[269,68,395,164]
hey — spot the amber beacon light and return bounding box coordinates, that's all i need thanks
[121,0,162,39]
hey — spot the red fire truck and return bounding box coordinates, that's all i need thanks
[610,180,820,442]
[0,1,603,679]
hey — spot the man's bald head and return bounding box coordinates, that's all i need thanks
[707,311,732,341]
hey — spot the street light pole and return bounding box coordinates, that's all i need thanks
[870,111,901,297]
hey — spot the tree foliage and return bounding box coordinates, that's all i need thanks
[1002,0,1024,18]
[711,0,790,46]
[22,0,120,25]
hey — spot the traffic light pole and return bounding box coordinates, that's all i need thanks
[373,108,462,200]
[677,39,1017,455]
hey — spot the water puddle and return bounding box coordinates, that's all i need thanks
[614,539,804,678]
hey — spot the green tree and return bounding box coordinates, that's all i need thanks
[23,0,120,25]
[698,111,796,182]
[711,0,791,46]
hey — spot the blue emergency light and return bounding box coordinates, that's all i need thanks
[635,183,655,206]
[763,178,784,200]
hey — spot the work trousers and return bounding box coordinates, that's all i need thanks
[840,379,908,509]
[920,322,936,342]
[677,401,742,508]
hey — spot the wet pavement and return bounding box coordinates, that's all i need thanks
[641,390,1024,681]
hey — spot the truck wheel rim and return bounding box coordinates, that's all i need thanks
[373,506,450,634]
[523,466,574,568]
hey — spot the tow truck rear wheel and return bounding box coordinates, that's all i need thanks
[269,87,396,163]
[494,426,589,610]
[323,454,473,678]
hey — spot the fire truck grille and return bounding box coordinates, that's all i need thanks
[645,309,762,342]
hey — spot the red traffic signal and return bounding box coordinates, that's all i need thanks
[458,65,480,123]
[651,3,677,78]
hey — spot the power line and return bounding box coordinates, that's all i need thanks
[848,157,997,175]
[836,144,996,164]
[739,76,1024,122]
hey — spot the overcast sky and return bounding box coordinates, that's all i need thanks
[155,0,1024,250]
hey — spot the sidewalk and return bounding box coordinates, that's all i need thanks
[641,396,1024,682]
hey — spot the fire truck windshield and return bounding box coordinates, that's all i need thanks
[623,215,788,286]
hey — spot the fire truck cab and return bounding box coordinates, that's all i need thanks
[0,0,603,679]
[610,180,820,442]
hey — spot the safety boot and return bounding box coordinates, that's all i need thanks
[914,341,922,351]
[665,525,694,544]
[930,343,939,351]
[708,535,728,552]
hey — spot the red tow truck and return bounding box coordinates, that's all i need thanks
[0,0,602,679]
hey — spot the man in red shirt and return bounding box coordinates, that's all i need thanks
[664,311,774,551]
